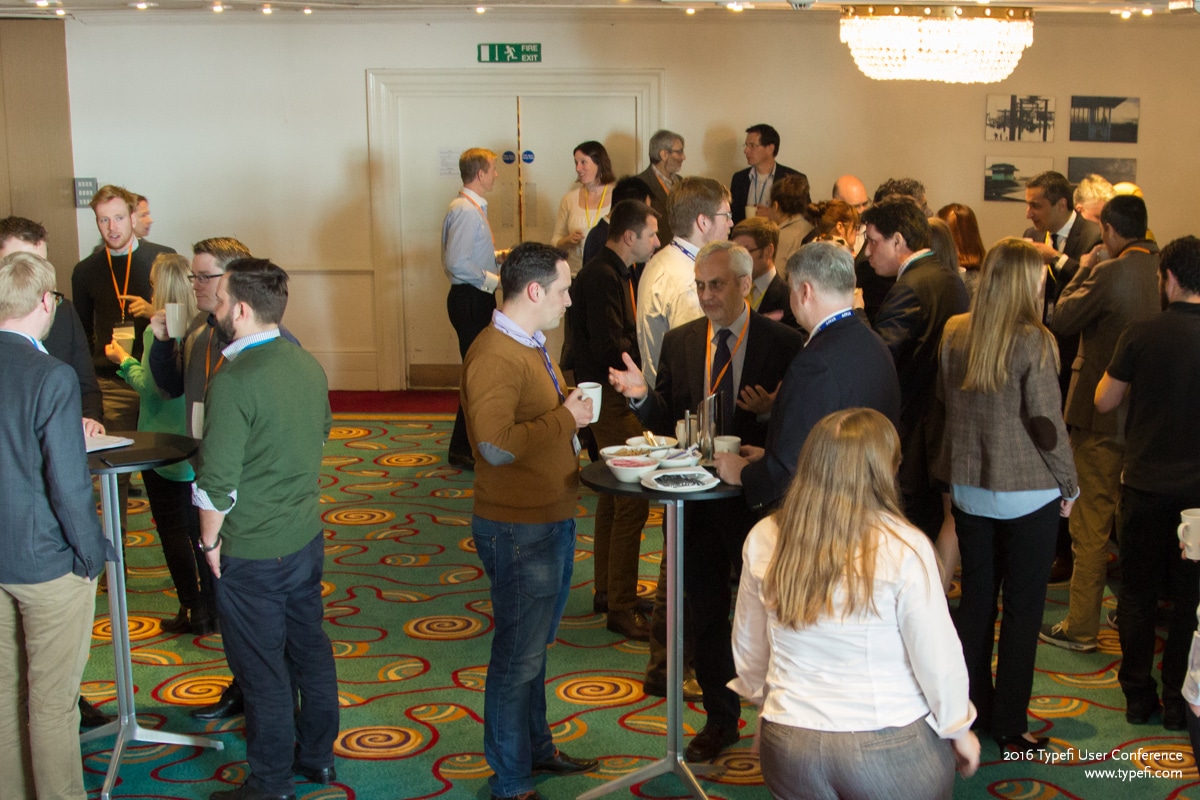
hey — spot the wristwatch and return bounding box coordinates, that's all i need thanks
[198,534,222,553]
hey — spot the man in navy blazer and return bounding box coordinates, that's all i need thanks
[730,123,802,225]
[715,241,901,512]
[610,241,804,763]
[0,251,111,799]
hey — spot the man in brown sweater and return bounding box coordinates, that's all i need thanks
[461,242,597,800]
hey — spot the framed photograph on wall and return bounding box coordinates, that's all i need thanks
[986,95,1056,142]
[984,156,1055,202]
[1068,157,1137,184]
[1070,96,1140,143]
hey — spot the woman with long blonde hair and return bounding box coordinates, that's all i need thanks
[106,253,216,635]
[732,408,979,800]
[934,238,1078,753]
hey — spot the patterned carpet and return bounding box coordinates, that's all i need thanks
[78,413,1200,800]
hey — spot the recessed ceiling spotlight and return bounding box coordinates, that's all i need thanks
[303,6,312,13]
[476,6,486,12]
[212,2,223,10]
[262,3,271,13]
[727,2,743,10]
[55,7,64,13]
[686,6,695,12]
[35,0,49,6]
[1121,9,1132,18]
[1142,7,1153,14]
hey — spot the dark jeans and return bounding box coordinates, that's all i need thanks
[953,499,1058,737]
[142,470,214,616]
[472,515,575,798]
[447,283,496,461]
[1187,703,1200,764]
[215,533,340,795]
[1116,485,1200,712]
[683,497,756,730]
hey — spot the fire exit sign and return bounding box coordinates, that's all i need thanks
[478,43,541,63]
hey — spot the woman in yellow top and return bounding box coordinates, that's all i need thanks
[552,140,615,276]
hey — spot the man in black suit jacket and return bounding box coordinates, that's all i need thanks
[610,241,804,763]
[862,198,968,537]
[731,216,803,332]
[715,241,900,511]
[634,128,686,247]
[0,252,111,798]
[730,123,802,224]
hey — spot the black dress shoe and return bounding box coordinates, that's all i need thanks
[531,748,598,775]
[1164,703,1188,731]
[79,697,112,728]
[161,606,191,634]
[190,612,218,636]
[606,609,649,641]
[209,784,295,800]
[593,591,608,614]
[1048,555,1073,584]
[1126,700,1162,725]
[685,723,739,762]
[192,682,245,720]
[447,452,475,470]
[293,761,337,784]
[995,734,1049,752]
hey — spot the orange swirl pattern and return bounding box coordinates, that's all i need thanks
[123,530,155,547]
[329,426,372,440]
[92,615,162,642]
[403,615,485,640]
[159,675,232,706]
[555,676,644,706]
[378,658,428,682]
[436,754,492,779]
[709,750,761,784]
[382,553,431,567]
[333,726,424,759]
[375,452,439,467]
[322,507,395,525]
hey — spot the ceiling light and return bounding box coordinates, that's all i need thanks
[55,7,64,13]
[303,6,313,12]
[686,6,695,12]
[1142,7,1153,14]
[476,6,486,12]
[1121,9,1132,17]
[840,5,1033,84]
[212,2,223,9]
[35,0,49,6]
[262,3,271,13]
[727,2,743,10]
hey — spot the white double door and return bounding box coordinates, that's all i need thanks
[394,88,644,385]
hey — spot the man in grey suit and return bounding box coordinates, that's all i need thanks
[636,129,686,246]
[0,251,111,800]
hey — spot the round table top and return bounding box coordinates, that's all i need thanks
[88,431,199,476]
[580,459,743,502]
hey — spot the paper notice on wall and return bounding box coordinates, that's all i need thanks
[524,183,536,227]
[439,149,458,178]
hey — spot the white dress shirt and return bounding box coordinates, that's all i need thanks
[636,238,704,389]
[730,514,976,740]
[442,188,499,292]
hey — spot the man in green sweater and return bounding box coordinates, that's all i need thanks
[193,259,336,800]
[462,242,598,800]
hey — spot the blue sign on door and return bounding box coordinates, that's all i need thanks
[502,150,517,164]
[521,150,535,164]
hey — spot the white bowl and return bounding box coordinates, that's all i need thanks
[599,444,656,461]
[606,456,660,483]
[656,448,702,468]
[625,435,678,449]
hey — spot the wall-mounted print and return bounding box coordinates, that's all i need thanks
[1068,157,1137,185]
[1070,96,1140,143]
[986,95,1056,142]
[984,156,1055,202]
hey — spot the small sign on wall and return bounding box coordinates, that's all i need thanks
[478,43,541,63]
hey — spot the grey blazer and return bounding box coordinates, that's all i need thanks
[933,315,1078,497]
[0,331,109,584]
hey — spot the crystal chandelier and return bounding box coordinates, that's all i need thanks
[840,5,1034,84]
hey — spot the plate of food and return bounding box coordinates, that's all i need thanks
[640,467,720,493]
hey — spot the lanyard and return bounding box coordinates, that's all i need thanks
[537,345,565,402]
[1123,246,1152,256]
[583,184,608,230]
[459,191,495,250]
[749,168,774,207]
[105,247,133,315]
[810,309,855,339]
[706,306,750,395]
[652,169,672,196]
[204,332,226,390]
[628,279,637,316]
[671,241,696,261]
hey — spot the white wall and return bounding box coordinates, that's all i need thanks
[65,10,1200,389]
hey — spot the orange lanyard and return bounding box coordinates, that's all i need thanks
[1123,246,1152,256]
[459,191,495,250]
[706,305,750,395]
[204,333,226,391]
[105,247,133,314]
[583,184,608,230]
[628,279,637,317]
[652,170,672,196]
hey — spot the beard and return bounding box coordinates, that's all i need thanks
[216,311,237,342]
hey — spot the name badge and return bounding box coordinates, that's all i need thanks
[191,401,205,438]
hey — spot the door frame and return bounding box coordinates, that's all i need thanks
[366,68,664,390]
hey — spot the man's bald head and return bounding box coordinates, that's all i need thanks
[832,175,870,214]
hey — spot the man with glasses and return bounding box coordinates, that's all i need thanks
[0,251,112,800]
[636,177,733,388]
[730,124,802,225]
[636,129,686,246]
[731,216,801,331]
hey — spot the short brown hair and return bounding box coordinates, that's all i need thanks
[0,216,47,248]
[90,185,136,216]
[731,216,780,253]
[459,148,497,184]
[193,237,252,272]
[667,177,729,240]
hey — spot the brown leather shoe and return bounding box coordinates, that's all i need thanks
[606,608,649,641]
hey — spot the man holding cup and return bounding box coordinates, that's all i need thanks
[610,241,803,762]
[565,200,661,641]
[1096,235,1200,732]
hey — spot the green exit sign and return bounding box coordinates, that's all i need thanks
[478,43,541,63]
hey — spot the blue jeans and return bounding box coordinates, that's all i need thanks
[472,515,576,797]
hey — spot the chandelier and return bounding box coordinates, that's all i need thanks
[840,5,1034,84]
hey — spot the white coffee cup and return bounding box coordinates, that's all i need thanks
[714,435,741,455]
[112,324,135,354]
[165,303,187,338]
[1179,509,1200,561]
[745,205,759,221]
[578,382,602,424]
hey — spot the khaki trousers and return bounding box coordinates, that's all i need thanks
[0,572,98,800]
[1063,428,1124,642]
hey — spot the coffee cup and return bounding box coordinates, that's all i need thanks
[165,303,187,338]
[112,324,135,354]
[1179,509,1200,560]
[714,435,741,455]
[578,382,602,424]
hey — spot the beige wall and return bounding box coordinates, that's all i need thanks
[64,10,1200,388]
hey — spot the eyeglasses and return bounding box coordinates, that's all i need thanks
[668,148,685,155]
[711,212,734,221]
[188,272,224,284]
[49,291,64,307]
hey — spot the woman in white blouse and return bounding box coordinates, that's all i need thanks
[731,408,979,800]
[552,140,615,276]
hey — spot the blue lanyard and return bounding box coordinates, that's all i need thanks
[538,345,565,402]
[750,168,774,206]
[811,309,855,338]
[671,241,696,261]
